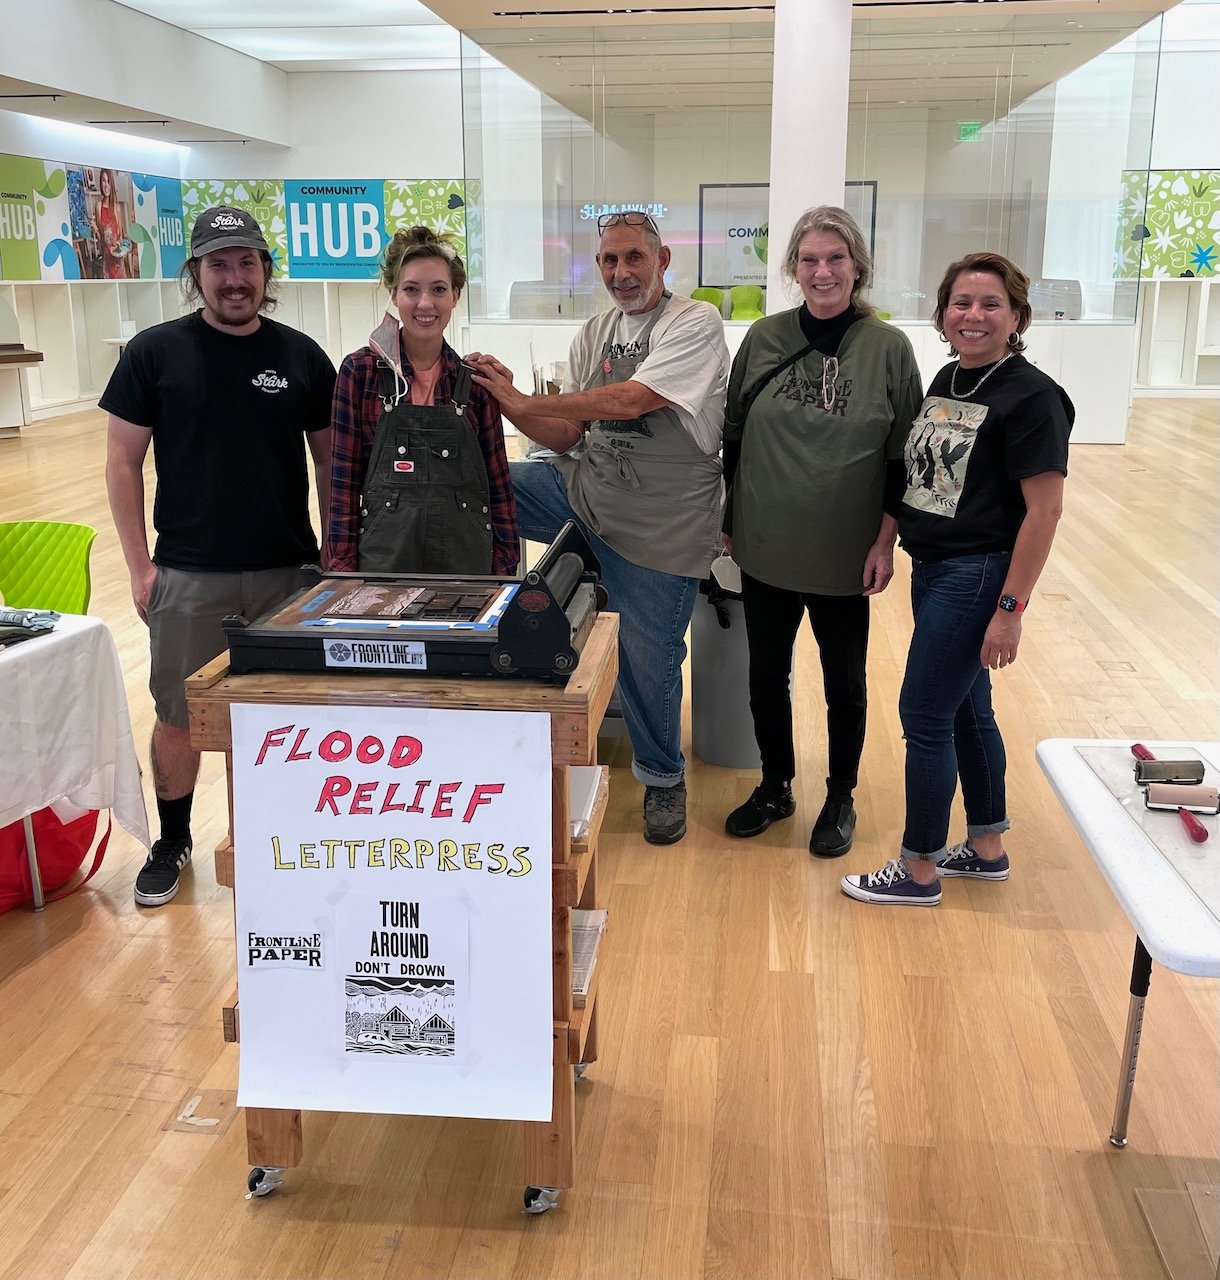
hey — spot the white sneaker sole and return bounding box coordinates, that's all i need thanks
[840,877,941,906]
[134,880,181,907]
[134,849,192,907]
[938,866,1009,881]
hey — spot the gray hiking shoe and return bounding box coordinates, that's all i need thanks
[643,781,687,845]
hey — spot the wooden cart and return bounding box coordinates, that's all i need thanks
[185,611,617,1211]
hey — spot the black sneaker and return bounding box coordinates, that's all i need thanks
[725,784,796,838]
[643,782,687,845]
[809,797,856,858]
[134,836,193,907]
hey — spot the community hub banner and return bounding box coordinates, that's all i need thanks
[0,146,469,283]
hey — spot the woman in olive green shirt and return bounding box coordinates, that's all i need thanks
[722,205,923,857]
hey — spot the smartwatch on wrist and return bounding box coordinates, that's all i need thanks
[997,594,1026,615]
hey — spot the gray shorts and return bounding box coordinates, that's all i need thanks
[148,565,301,729]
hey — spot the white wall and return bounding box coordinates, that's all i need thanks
[0,107,187,178]
[848,105,932,318]
[651,106,770,297]
[183,71,463,179]
[0,0,290,147]
[1044,37,1157,317]
[1149,1,1220,167]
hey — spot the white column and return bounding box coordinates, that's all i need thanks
[765,0,852,312]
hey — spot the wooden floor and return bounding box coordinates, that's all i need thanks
[1,399,1217,1280]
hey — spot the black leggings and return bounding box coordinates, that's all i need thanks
[740,571,869,795]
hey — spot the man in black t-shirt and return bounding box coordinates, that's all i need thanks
[103,205,336,908]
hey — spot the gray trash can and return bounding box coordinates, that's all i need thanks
[691,590,761,770]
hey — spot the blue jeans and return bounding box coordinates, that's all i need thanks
[899,553,1012,859]
[510,459,698,788]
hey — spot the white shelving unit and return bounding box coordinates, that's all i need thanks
[0,280,182,413]
[1134,277,1220,396]
[0,279,400,419]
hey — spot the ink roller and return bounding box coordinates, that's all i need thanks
[1129,744,1206,784]
[1144,783,1220,814]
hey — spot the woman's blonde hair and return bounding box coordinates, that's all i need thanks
[781,205,875,317]
[380,225,466,294]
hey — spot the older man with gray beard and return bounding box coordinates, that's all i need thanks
[470,211,728,845]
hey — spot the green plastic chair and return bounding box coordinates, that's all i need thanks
[730,285,765,321]
[691,286,724,313]
[0,521,97,613]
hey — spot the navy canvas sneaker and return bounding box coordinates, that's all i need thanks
[840,858,942,907]
[935,841,1010,880]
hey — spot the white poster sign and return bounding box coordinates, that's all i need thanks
[699,182,769,287]
[231,702,553,1121]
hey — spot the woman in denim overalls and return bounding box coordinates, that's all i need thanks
[326,227,518,577]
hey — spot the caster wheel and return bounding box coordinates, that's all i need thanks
[574,1063,588,1081]
[523,1185,561,1214]
[246,1165,285,1199]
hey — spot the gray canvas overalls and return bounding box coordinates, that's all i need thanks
[554,293,723,579]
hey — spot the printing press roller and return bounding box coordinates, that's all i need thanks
[223,521,606,682]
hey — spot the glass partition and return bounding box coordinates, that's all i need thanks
[461,11,1162,325]
[460,22,773,322]
[849,10,1161,322]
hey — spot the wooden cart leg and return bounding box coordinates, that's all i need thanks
[247,1107,302,1168]
[582,1001,599,1066]
[244,1107,302,1197]
[522,1029,574,1210]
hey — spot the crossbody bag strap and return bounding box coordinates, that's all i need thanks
[736,340,818,424]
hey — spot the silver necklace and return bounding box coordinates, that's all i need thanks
[950,352,1012,399]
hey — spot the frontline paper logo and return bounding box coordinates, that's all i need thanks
[252,370,289,393]
[246,930,324,968]
[211,212,244,228]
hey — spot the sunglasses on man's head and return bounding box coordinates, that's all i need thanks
[597,210,660,236]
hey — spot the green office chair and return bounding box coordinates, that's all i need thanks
[691,286,725,313]
[730,285,765,321]
[0,521,97,613]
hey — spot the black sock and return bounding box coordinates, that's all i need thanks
[157,792,194,845]
[761,774,792,796]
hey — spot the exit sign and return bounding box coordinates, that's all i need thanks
[957,121,982,142]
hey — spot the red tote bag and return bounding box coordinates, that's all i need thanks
[0,807,112,913]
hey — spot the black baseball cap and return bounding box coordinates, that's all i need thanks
[190,205,270,258]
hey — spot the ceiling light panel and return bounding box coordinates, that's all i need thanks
[111,0,444,30]
[203,25,462,61]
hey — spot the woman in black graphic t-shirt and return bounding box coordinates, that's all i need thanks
[842,252,1074,907]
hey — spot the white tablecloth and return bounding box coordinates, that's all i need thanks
[0,613,150,848]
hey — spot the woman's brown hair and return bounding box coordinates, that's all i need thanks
[933,251,1032,354]
[380,225,466,294]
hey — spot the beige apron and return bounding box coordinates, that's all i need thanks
[555,295,722,579]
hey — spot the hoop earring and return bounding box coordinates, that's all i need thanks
[1007,331,1020,348]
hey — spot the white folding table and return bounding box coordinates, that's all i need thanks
[1037,738,1220,1146]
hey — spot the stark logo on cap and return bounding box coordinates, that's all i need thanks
[190,204,270,257]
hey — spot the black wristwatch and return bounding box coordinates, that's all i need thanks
[997,595,1027,615]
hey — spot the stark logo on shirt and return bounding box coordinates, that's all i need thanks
[252,369,289,393]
